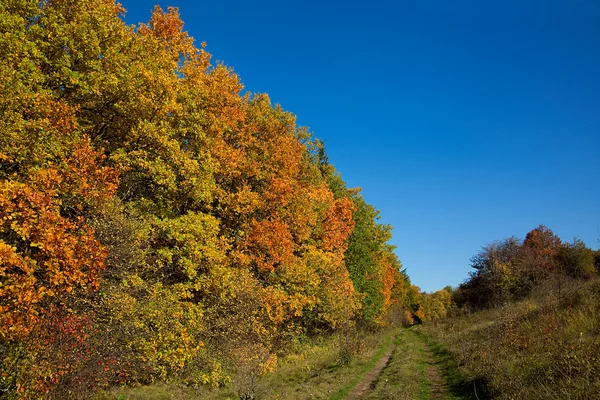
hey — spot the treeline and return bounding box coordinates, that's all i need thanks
[454,225,600,311]
[0,1,428,398]
[407,225,600,324]
[420,228,600,399]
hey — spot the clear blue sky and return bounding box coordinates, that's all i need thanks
[123,0,600,292]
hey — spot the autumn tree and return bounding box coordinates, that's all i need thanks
[556,239,596,280]
[520,225,561,277]
[455,226,596,312]
[464,237,521,307]
[0,2,126,396]
[419,286,454,321]
[0,1,413,397]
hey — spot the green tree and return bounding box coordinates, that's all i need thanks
[556,238,595,279]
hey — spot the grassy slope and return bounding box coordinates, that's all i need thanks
[93,327,400,400]
[420,279,600,399]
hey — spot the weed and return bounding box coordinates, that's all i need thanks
[421,278,600,399]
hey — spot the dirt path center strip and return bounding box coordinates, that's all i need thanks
[344,346,394,400]
[426,351,448,400]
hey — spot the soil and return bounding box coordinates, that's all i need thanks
[344,333,450,400]
[344,347,394,400]
[426,352,448,399]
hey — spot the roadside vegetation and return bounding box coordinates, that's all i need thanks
[422,279,600,399]
[421,225,600,400]
[365,329,430,400]
[2,1,598,399]
[93,327,400,400]
[0,1,438,398]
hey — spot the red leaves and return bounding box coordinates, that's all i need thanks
[1,0,409,396]
[322,197,355,251]
[247,219,294,273]
[10,305,107,396]
[0,140,118,340]
[139,6,196,61]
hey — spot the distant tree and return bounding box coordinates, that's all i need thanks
[463,237,521,308]
[421,288,454,320]
[517,225,561,291]
[556,239,595,279]
[456,226,597,313]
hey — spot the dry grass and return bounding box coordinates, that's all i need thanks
[93,327,401,400]
[420,278,600,399]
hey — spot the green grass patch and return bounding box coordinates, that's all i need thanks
[366,327,481,400]
[93,327,402,400]
[365,328,429,400]
[415,344,431,400]
[413,329,485,400]
[327,328,397,400]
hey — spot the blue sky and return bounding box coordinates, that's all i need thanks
[124,0,600,292]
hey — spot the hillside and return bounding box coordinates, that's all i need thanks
[420,278,600,399]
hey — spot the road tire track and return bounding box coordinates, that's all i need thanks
[344,343,394,399]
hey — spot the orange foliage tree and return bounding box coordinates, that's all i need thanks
[1,1,413,397]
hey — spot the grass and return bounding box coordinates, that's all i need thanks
[413,330,483,400]
[420,278,600,399]
[365,328,477,400]
[93,384,212,400]
[364,329,429,400]
[327,329,396,400]
[93,326,402,400]
[93,279,600,400]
